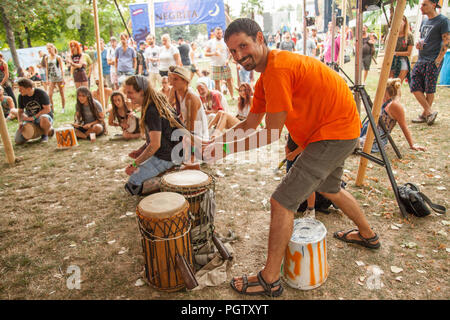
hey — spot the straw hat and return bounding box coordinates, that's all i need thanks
[168,65,191,83]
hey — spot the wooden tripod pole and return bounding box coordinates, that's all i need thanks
[0,108,16,164]
[355,0,407,186]
[93,0,105,109]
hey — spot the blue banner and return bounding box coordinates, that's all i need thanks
[129,3,150,42]
[129,0,226,41]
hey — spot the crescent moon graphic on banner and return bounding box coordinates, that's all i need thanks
[209,4,220,16]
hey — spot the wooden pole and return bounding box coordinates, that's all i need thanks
[93,0,105,109]
[354,0,363,114]
[355,0,407,186]
[148,0,155,37]
[303,0,307,55]
[339,0,347,67]
[0,108,16,164]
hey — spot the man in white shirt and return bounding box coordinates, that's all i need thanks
[295,31,317,57]
[205,27,235,100]
[107,37,118,89]
[144,34,161,89]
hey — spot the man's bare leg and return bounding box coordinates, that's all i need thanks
[412,91,432,117]
[231,198,293,293]
[320,189,378,244]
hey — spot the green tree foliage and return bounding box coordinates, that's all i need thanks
[240,0,264,20]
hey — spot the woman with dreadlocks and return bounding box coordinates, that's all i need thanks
[123,75,189,196]
[73,87,106,140]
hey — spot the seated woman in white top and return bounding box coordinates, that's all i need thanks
[209,82,252,139]
[170,66,209,140]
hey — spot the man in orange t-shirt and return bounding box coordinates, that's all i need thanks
[203,18,380,297]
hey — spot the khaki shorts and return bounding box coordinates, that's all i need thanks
[272,138,358,212]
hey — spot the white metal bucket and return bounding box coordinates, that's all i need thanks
[282,218,329,290]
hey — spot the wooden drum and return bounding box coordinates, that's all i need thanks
[282,218,329,290]
[21,123,43,140]
[160,170,214,227]
[55,127,78,149]
[136,192,197,292]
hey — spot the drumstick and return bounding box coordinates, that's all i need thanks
[273,158,287,174]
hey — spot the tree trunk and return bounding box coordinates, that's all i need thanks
[15,31,24,48]
[0,5,22,75]
[109,19,113,38]
[347,0,353,21]
[25,27,32,48]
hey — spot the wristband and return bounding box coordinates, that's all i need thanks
[191,146,196,154]
[33,116,37,120]
[223,143,230,154]
[132,160,138,168]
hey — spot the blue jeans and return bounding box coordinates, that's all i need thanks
[125,156,174,195]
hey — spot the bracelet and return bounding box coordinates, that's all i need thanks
[223,143,230,154]
[132,160,138,168]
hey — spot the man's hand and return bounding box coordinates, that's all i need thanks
[202,141,223,163]
[411,144,426,152]
[83,123,91,130]
[416,40,424,50]
[125,164,138,176]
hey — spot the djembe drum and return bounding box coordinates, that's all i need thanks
[282,218,329,290]
[55,127,78,149]
[160,170,215,241]
[159,170,232,269]
[126,115,139,134]
[21,123,43,140]
[136,192,197,292]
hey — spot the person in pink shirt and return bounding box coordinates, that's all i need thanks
[323,22,341,64]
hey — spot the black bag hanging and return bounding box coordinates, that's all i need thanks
[398,183,446,217]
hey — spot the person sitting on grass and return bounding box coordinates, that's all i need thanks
[0,85,18,121]
[14,78,54,144]
[123,75,186,196]
[108,91,141,140]
[359,78,426,153]
[92,78,113,113]
[208,82,252,139]
[196,79,227,123]
[159,76,172,100]
[73,86,106,140]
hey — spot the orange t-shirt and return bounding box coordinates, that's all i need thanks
[251,50,361,149]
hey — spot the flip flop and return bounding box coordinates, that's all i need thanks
[333,229,381,249]
[426,111,438,126]
[411,114,426,123]
[230,271,284,297]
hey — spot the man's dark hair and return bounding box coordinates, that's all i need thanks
[224,18,266,45]
[17,78,34,88]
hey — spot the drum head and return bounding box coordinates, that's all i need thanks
[138,192,188,219]
[126,116,138,133]
[22,123,36,140]
[161,170,210,188]
[290,218,327,245]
